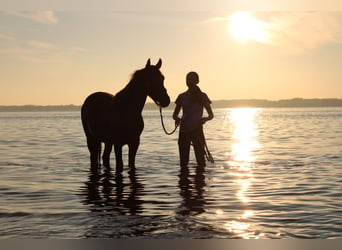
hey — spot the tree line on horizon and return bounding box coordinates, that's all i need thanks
[0,98,342,112]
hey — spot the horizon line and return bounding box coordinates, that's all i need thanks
[1,98,342,111]
[1,97,342,107]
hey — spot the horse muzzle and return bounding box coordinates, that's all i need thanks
[155,96,170,108]
[159,95,170,108]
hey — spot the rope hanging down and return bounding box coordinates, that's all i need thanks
[159,106,214,163]
[159,106,179,135]
[204,140,215,163]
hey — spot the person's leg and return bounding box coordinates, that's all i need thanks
[192,127,206,167]
[178,132,191,167]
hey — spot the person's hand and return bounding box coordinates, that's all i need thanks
[174,117,181,126]
[201,117,209,124]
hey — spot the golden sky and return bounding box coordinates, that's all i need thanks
[1,1,342,105]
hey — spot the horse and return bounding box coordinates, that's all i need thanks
[81,59,170,171]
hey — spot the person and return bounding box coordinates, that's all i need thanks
[172,71,214,168]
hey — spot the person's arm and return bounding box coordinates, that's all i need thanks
[173,103,182,125]
[202,103,214,124]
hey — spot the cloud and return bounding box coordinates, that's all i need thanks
[260,12,342,54]
[70,47,87,52]
[7,11,59,24]
[0,35,86,64]
[28,40,54,49]
[0,33,16,40]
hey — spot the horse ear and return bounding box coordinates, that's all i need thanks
[156,58,162,69]
[145,59,151,68]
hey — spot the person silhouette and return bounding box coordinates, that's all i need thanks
[172,71,214,168]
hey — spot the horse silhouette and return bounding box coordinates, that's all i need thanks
[81,59,170,170]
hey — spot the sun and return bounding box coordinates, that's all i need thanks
[229,12,268,43]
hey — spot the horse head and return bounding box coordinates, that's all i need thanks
[143,59,170,108]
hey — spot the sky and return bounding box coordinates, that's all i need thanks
[1,1,342,105]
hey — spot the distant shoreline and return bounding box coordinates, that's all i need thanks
[1,98,342,112]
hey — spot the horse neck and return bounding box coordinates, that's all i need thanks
[117,78,147,113]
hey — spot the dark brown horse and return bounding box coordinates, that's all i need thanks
[81,59,170,171]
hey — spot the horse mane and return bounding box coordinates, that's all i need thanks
[114,68,146,99]
[114,64,160,100]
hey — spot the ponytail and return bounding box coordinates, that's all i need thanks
[186,71,203,104]
[189,85,203,104]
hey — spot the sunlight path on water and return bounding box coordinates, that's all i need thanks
[220,108,262,238]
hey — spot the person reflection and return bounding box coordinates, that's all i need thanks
[80,168,144,215]
[177,165,206,216]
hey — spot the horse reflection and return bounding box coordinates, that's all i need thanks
[177,166,207,216]
[80,168,144,215]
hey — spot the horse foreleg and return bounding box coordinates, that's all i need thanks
[128,139,140,169]
[102,143,113,168]
[114,144,124,172]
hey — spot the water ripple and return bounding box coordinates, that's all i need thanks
[0,108,342,238]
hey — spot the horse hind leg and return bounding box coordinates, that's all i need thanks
[87,136,101,170]
[102,143,113,169]
[114,144,124,173]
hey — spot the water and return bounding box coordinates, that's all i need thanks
[0,107,341,239]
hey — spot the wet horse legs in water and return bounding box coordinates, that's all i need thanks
[113,139,140,171]
[128,139,140,169]
[86,140,113,170]
[87,141,140,171]
[114,144,123,171]
[89,141,139,171]
[87,136,101,170]
[102,143,113,168]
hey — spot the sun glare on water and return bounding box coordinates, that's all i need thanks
[229,12,268,43]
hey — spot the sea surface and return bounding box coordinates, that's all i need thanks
[0,107,341,239]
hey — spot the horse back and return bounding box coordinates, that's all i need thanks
[81,92,144,143]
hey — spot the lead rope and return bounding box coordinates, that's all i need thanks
[159,106,179,135]
[159,106,214,163]
[204,138,215,163]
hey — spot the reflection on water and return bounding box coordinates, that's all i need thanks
[225,108,261,238]
[79,108,263,238]
[80,168,144,216]
[177,166,206,216]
